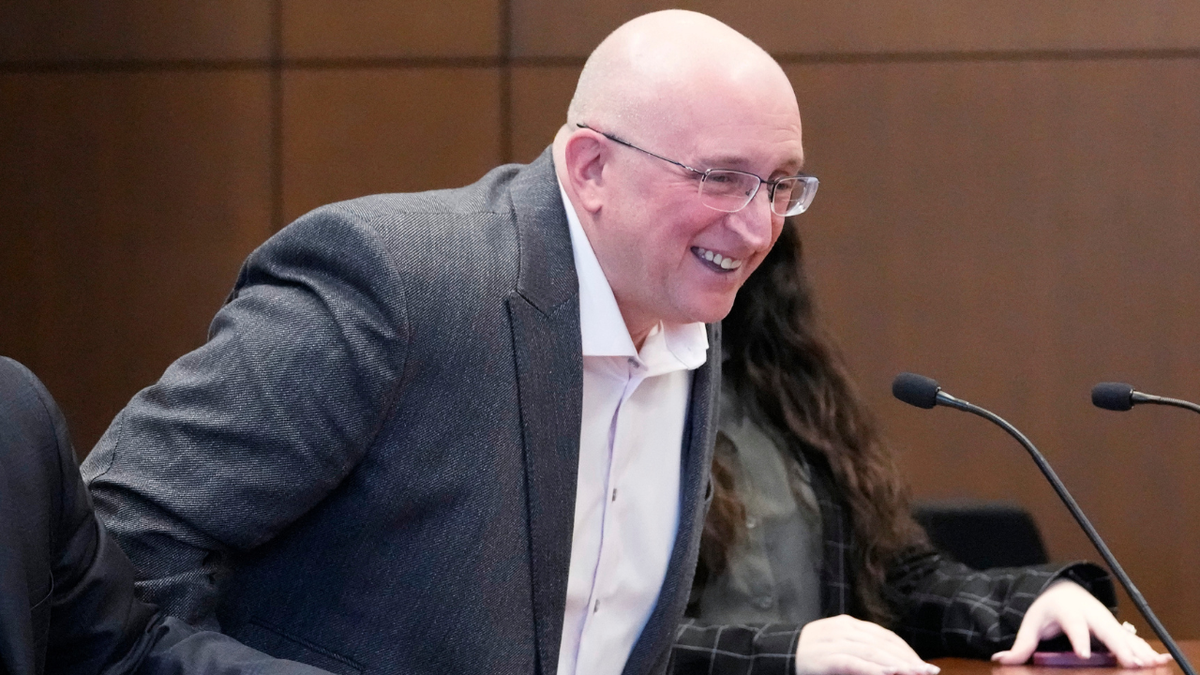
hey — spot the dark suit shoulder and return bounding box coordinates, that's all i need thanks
[0,356,96,582]
[0,356,63,442]
[0,356,72,540]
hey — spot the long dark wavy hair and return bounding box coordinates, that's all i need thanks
[702,220,928,624]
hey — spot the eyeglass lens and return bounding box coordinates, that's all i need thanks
[699,172,815,217]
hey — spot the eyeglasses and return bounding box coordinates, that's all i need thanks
[576,123,818,217]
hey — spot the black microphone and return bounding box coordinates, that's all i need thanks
[893,372,968,411]
[893,372,1195,675]
[1092,382,1200,415]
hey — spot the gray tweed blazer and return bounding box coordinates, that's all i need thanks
[82,149,721,675]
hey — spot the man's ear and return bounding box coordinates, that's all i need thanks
[561,131,607,214]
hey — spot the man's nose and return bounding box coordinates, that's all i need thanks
[728,186,777,248]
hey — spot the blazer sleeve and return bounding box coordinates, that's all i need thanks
[885,549,1117,659]
[671,619,800,675]
[81,207,412,628]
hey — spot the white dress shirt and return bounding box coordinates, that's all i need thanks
[555,181,709,675]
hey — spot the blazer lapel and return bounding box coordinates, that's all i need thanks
[506,149,723,675]
[506,148,583,675]
[811,456,852,618]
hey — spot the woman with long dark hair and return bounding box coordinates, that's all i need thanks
[670,221,1167,675]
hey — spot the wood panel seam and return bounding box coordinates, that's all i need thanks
[8,48,1200,75]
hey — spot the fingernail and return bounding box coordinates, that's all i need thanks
[927,666,941,674]
[1134,659,1144,668]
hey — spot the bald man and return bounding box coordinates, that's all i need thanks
[82,10,800,675]
[78,9,1153,675]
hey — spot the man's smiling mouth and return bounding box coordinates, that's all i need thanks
[692,246,744,271]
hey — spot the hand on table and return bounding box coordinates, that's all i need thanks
[990,579,1172,668]
[795,614,940,675]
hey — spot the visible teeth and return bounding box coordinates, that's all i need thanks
[695,247,743,270]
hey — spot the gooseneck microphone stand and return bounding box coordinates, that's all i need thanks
[1092,382,1200,415]
[894,373,1195,675]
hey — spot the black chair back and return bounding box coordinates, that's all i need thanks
[913,500,1049,569]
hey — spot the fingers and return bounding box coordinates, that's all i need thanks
[827,616,925,664]
[992,612,1045,664]
[990,650,1016,664]
[1128,637,1173,668]
[1060,610,1093,659]
[812,653,919,675]
[836,646,934,675]
[1001,579,1174,670]
[1152,650,1176,666]
[1089,616,1142,667]
[1036,581,1171,668]
[1090,623,1172,668]
[855,619,923,655]
[796,616,938,675]
[797,645,936,675]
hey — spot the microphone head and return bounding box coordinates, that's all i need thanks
[1092,382,1136,411]
[893,372,942,409]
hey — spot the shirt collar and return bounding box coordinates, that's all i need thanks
[558,179,709,369]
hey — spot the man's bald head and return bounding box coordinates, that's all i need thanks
[564,10,796,143]
[553,10,807,346]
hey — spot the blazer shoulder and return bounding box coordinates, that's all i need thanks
[258,159,544,281]
[294,159,532,227]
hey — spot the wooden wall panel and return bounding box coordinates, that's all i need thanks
[281,68,503,223]
[0,1,272,62]
[787,59,1200,635]
[282,0,501,59]
[510,66,581,163]
[512,1,1200,57]
[0,72,273,452]
[2,0,1198,639]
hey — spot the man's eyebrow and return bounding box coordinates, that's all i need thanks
[693,153,753,169]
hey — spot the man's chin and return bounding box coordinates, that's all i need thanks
[675,295,738,326]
